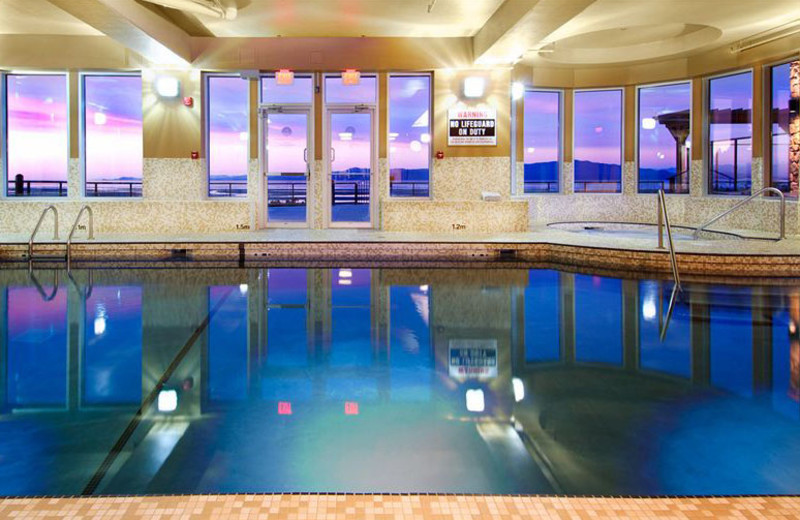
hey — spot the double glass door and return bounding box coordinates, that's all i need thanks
[261,107,375,228]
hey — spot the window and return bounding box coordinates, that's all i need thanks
[768,61,797,196]
[573,89,623,193]
[5,74,68,197]
[261,74,313,104]
[324,74,377,104]
[637,82,691,194]
[523,90,561,193]
[82,74,143,197]
[708,71,752,195]
[388,74,430,197]
[206,75,249,197]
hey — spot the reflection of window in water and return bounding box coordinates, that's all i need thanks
[790,292,799,401]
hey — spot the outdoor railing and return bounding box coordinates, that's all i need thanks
[86,181,141,197]
[332,180,370,205]
[209,181,248,197]
[523,181,559,193]
[389,181,430,197]
[573,180,621,193]
[7,180,68,197]
[267,181,307,206]
[638,171,690,194]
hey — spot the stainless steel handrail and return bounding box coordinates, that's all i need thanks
[693,186,786,240]
[67,205,94,270]
[657,189,682,292]
[28,205,59,259]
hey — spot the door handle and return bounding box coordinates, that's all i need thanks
[303,147,308,163]
[330,147,336,162]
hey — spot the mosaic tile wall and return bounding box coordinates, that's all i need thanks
[527,158,799,235]
[0,156,795,235]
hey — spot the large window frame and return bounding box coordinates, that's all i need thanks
[387,72,432,199]
[572,87,624,194]
[521,88,563,194]
[79,71,143,198]
[635,80,692,195]
[705,68,754,196]
[204,72,251,199]
[2,71,70,198]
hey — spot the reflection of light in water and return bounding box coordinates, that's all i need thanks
[512,378,525,402]
[466,389,485,412]
[410,140,422,152]
[239,284,248,295]
[410,292,429,325]
[94,316,106,335]
[419,285,428,292]
[420,133,431,144]
[398,329,420,353]
[526,147,535,155]
[338,279,352,286]
[642,296,657,321]
[94,303,107,335]
[157,389,178,412]
[339,269,352,278]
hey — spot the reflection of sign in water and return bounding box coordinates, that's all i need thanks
[449,339,498,378]
[448,108,497,146]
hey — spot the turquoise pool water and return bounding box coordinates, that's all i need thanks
[1,267,799,496]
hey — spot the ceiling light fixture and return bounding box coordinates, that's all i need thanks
[140,0,237,20]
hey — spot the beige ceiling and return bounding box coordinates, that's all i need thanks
[527,0,800,65]
[0,0,103,35]
[199,0,506,38]
[3,0,800,66]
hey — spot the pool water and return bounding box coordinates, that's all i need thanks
[1,267,799,496]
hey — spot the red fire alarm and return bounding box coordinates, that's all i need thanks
[191,151,199,160]
[183,96,194,107]
[436,150,444,160]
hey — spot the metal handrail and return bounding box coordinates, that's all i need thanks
[693,186,786,240]
[67,205,94,270]
[657,189,682,292]
[28,205,59,259]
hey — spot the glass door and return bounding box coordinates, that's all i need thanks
[327,109,375,227]
[264,109,311,226]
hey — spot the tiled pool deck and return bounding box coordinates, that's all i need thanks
[1,495,798,519]
[5,227,800,277]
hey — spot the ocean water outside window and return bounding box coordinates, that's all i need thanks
[207,75,249,197]
[5,74,69,197]
[573,89,623,193]
[708,71,752,195]
[83,74,143,197]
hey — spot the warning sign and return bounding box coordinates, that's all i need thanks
[448,108,497,146]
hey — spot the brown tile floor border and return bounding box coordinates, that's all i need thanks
[0,495,798,519]
[4,240,800,277]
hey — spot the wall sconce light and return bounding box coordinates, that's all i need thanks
[276,69,294,85]
[156,76,181,98]
[463,76,485,98]
[511,81,525,101]
[342,69,361,86]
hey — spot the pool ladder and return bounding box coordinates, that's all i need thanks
[693,186,786,240]
[28,205,95,270]
[656,188,681,292]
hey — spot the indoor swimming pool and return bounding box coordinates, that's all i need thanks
[1,266,799,497]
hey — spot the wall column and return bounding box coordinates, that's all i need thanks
[789,61,800,197]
